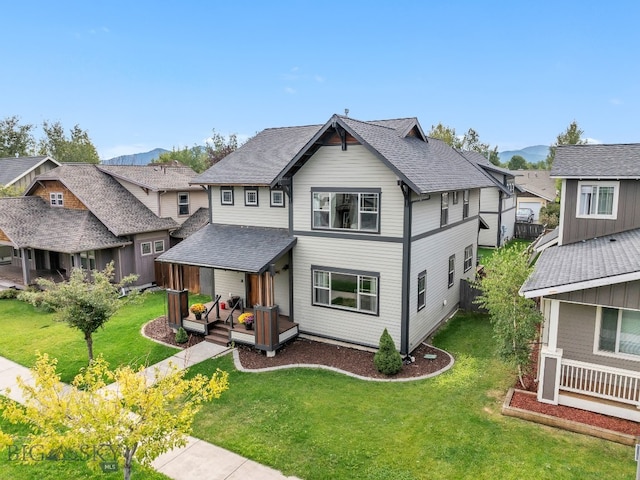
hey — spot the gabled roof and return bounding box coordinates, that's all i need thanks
[458,150,513,196]
[511,169,557,201]
[170,207,209,239]
[520,228,640,298]
[157,223,296,274]
[0,197,129,253]
[27,164,178,236]
[552,143,640,179]
[0,156,60,186]
[97,164,201,191]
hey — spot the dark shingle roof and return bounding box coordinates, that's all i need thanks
[0,197,129,252]
[0,156,59,185]
[32,164,178,236]
[521,228,640,296]
[511,169,557,201]
[458,150,513,196]
[552,144,640,178]
[170,207,209,239]
[157,223,296,273]
[97,165,200,191]
[193,125,322,185]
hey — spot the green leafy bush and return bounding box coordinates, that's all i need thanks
[175,327,188,344]
[374,328,403,375]
[0,288,19,299]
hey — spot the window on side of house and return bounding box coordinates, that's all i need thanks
[452,191,459,205]
[270,189,285,207]
[441,192,449,226]
[596,307,640,359]
[417,270,426,311]
[312,267,379,314]
[178,192,190,216]
[80,250,96,270]
[50,192,64,206]
[154,240,165,253]
[311,190,380,232]
[448,254,455,288]
[245,188,258,206]
[141,242,152,256]
[577,181,619,219]
[463,190,470,219]
[221,187,234,205]
[464,245,473,272]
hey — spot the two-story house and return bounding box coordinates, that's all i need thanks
[0,155,60,193]
[520,143,640,421]
[158,114,494,355]
[0,164,178,286]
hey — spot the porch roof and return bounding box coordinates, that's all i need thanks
[520,228,640,298]
[156,223,296,274]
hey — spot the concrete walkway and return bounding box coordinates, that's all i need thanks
[0,342,300,480]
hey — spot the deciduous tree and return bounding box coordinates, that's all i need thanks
[476,244,542,388]
[507,154,528,170]
[39,121,100,164]
[154,145,208,173]
[428,123,501,166]
[545,120,586,169]
[0,116,35,157]
[0,353,229,480]
[205,129,239,167]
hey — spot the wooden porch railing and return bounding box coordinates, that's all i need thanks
[560,359,640,407]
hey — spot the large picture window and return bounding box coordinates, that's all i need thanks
[312,190,379,232]
[577,181,618,219]
[597,307,640,358]
[312,267,378,314]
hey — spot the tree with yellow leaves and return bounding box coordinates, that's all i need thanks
[0,353,229,480]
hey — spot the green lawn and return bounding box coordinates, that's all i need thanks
[188,312,635,480]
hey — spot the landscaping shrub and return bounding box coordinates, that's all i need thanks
[0,289,19,300]
[175,327,188,344]
[374,328,403,375]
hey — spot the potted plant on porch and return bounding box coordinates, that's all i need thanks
[238,312,254,330]
[190,303,206,320]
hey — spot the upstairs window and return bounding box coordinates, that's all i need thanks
[440,192,449,226]
[464,245,473,272]
[312,190,379,232]
[577,181,618,219]
[270,189,285,207]
[245,188,258,206]
[448,254,455,288]
[452,191,459,205]
[178,192,190,216]
[50,192,63,206]
[154,240,165,253]
[221,187,234,205]
[417,270,426,311]
[463,190,470,219]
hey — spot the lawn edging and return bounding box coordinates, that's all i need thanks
[502,388,637,446]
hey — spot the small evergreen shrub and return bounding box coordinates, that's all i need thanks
[0,288,19,299]
[374,328,403,375]
[175,327,188,344]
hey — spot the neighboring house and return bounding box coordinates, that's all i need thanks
[97,164,208,224]
[0,164,178,286]
[461,151,516,248]
[512,169,557,221]
[520,143,640,422]
[157,114,494,355]
[0,156,60,193]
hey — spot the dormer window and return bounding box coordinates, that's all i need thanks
[577,181,619,219]
[50,192,63,206]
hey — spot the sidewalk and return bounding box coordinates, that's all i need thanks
[0,342,301,480]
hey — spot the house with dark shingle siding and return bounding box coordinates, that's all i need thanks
[158,114,494,355]
[0,164,179,286]
[520,143,640,421]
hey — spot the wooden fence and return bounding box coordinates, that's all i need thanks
[514,222,545,240]
[459,278,487,313]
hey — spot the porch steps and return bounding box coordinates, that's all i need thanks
[205,321,232,347]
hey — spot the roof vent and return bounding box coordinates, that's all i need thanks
[344,108,349,117]
[610,238,617,242]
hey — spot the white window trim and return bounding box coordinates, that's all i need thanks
[50,192,63,206]
[463,190,470,219]
[576,180,619,220]
[417,270,426,311]
[141,241,152,256]
[448,254,455,288]
[464,245,473,272]
[154,240,165,253]
[593,305,640,362]
[221,187,234,205]
[245,188,258,206]
[270,189,285,207]
[441,192,449,226]
[311,190,380,233]
[311,267,379,315]
[178,192,190,216]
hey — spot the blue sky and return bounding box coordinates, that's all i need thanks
[3,1,639,159]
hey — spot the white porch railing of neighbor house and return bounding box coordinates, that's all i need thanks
[560,359,640,407]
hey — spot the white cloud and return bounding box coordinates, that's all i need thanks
[284,87,297,95]
[584,137,602,144]
[609,98,622,105]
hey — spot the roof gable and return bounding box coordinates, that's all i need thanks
[97,165,200,191]
[0,156,60,186]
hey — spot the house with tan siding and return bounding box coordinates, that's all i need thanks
[521,143,640,421]
[158,114,494,355]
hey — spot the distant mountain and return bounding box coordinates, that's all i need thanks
[102,148,169,166]
[498,145,549,166]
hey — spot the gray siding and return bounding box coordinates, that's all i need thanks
[557,301,640,372]
[133,231,170,285]
[561,179,640,244]
[552,281,640,311]
[211,186,288,228]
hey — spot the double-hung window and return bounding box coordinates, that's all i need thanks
[178,192,190,215]
[441,192,449,226]
[417,271,426,311]
[312,267,379,314]
[463,245,473,272]
[312,190,379,232]
[577,181,618,219]
[597,307,640,358]
[463,190,470,219]
[448,255,455,288]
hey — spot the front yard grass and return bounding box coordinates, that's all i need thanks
[188,312,635,479]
